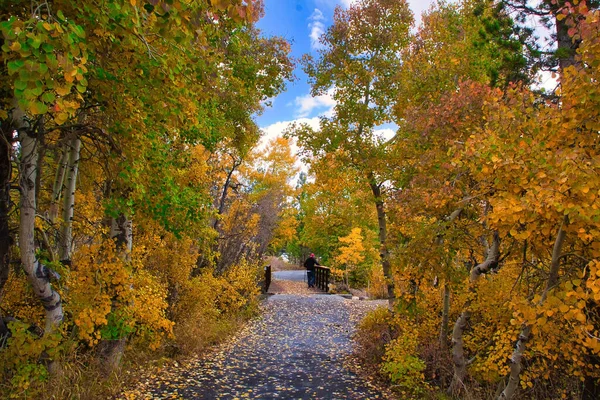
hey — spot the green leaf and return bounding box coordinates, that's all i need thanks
[30,101,48,115]
[45,54,58,70]
[71,24,86,39]
[28,36,42,49]
[42,92,55,103]
[31,85,43,97]
[0,18,14,33]
[14,80,27,91]
[17,98,29,110]
[42,43,53,53]
[7,59,24,75]
[38,63,49,75]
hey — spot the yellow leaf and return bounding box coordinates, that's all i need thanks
[30,101,47,115]
[211,0,230,11]
[54,112,69,125]
[55,85,71,96]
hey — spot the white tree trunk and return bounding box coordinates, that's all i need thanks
[59,137,81,263]
[110,213,133,260]
[19,129,63,334]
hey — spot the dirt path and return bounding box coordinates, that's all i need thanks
[121,274,389,399]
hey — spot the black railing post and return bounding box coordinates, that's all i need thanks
[264,265,271,293]
[314,266,330,293]
[317,268,322,290]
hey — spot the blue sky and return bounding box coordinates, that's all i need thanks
[255,0,440,142]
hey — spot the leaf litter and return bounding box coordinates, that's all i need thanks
[120,274,390,399]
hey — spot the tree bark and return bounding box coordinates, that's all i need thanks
[98,213,133,374]
[449,231,500,394]
[213,155,241,231]
[0,122,12,294]
[17,115,63,334]
[34,133,46,206]
[440,282,451,350]
[49,143,69,223]
[110,213,133,260]
[98,337,126,376]
[498,216,568,400]
[548,0,580,72]
[59,137,81,264]
[368,172,395,307]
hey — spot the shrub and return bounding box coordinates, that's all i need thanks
[171,258,262,356]
[354,307,396,367]
[382,328,430,397]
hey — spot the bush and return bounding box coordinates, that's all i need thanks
[354,307,396,367]
[382,332,430,397]
[171,258,262,356]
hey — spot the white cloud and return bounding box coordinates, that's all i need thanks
[308,9,327,50]
[339,0,356,7]
[534,70,559,93]
[260,117,321,149]
[259,117,397,179]
[293,88,336,118]
[260,96,275,108]
[259,117,323,174]
[374,128,396,142]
